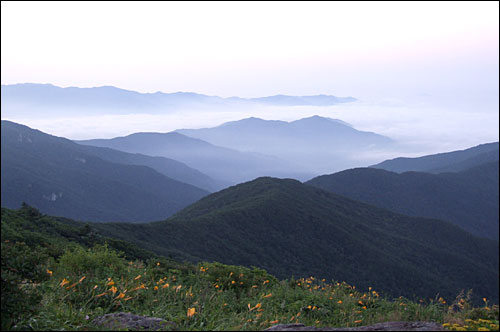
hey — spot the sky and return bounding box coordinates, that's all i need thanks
[1,1,499,157]
[1,1,498,99]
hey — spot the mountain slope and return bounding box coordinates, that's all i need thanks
[78,132,314,184]
[1,120,209,222]
[306,162,499,240]
[177,116,394,174]
[93,177,499,302]
[75,144,223,192]
[371,142,499,173]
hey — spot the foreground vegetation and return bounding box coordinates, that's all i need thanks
[2,205,498,331]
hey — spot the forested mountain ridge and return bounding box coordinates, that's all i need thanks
[306,161,499,240]
[371,142,499,173]
[1,120,209,222]
[91,177,499,303]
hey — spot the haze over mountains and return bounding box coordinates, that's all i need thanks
[78,131,314,184]
[0,83,356,117]
[177,116,394,174]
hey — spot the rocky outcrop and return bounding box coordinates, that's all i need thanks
[264,321,445,331]
[92,312,176,330]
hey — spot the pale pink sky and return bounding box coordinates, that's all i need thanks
[1,1,498,100]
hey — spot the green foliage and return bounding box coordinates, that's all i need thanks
[56,245,127,280]
[1,208,498,331]
[1,241,49,330]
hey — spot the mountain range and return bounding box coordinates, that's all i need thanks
[1,83,356,117]
[306,160,499,240]
[92,176,499,302]
[77,131,316,184]
[1,120,209,222]
[177,116,394,174]
[371,142,499,173]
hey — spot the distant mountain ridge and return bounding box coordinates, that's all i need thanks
[1,120,209,222]
[177,115,394,174]
[1,83,357,117]
[93,176,499,303]
[371,142,499,173]
[77,131,316,185]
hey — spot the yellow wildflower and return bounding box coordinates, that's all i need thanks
[79,276,86,283]
[106,280,115,286]
[46,269,53,276]
[96,292,107,297]
[263,293,272,298]
[270,320,279,324]
[60,278,69,287]
[354,320,362,324]
[66,282,78,290]
[338,300,343,304]
[187,307,196,318]
[109,286,117,294]
[163,283,170,288]
[154,286,158,290]
[115,292,125,299]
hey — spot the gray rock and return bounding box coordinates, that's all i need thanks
[92,312,176,331]
[264,321,445,331]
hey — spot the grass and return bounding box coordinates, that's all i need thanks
[2,242,498,331]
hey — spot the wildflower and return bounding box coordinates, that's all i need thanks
[66,282,78,290]
[106,280,115,286]
[154,286,159,290]
[249,303,262,311]
[263,293,272,298]
[230,272,234,276]
[93,285,98,290]
[290,316,295,321]
[96,292,107,297]
[115,292,125,300]
[175,285,182,292]
[134,275,142,280]
[252,285,258,288]
[263,280,269,284]
[46,269,53,276]
[215,284,219,288]
[358,300,364,305]
[231,281,236,284]
[156,262,160,266]
[163,283,170,288]
[187,307,196,318]
[338,300,343,304]
[79,276,86,283]
[354,320,362,324]
[270,320,279,324]
[124,296,132,301]
[60,278,70,287]
[109,286,117,295]
[483,297,487,303]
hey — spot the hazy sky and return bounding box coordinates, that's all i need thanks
[2,1,499,100]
